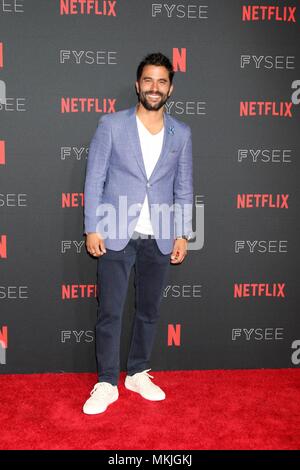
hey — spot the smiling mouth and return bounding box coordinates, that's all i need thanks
[147,94,161,99]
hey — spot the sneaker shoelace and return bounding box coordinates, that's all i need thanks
[135,369,155,388]
[90,382,112,397]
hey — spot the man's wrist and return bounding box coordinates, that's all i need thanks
[176,234,193,242]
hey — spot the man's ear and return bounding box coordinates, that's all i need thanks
[168,84,174,97]
[135,81,139,94]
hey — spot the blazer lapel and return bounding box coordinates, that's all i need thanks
[125,106,147,180]
[149,111,173,182]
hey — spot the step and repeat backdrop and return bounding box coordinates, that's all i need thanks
[1,0,299,374]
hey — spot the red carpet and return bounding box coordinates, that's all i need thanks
[1,369,299,450]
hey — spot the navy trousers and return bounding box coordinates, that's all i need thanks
[95,231,171,385]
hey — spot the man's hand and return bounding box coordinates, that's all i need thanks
[85,232,106,257]
[170,238,188,264]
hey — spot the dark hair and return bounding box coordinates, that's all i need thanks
[136,52,174,84]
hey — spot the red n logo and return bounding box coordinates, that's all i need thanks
[0,235,7,258]
[173,48,186,72]
[168,324,181,346]
[0,141,5,165]
[0,43,3,68]
[0,326,8,348]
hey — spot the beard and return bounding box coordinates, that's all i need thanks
[138,90,170,111]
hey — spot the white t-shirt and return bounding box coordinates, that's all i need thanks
[135,115,164,235]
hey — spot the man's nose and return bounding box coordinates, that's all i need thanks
[151,82,158,92]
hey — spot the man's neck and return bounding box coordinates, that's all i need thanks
[136,103,164,125]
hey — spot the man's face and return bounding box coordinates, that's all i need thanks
[136,65,173,111]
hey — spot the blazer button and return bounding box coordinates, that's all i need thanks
[146,183,151,188]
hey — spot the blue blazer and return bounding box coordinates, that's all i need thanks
[84,106,193,254]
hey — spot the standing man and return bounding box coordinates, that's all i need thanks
[83,52,193,414]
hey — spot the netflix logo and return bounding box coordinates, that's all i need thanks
[237,194,289,209]
[0,42,3,68]
[60,97,116,113]
[172,48,186,73]
[0,140,5,164]
[0,235,7,259]
[60,0,117,16]
[234,283,286,298]
[61,284,97,299]
[240,101,293,117]
[0,325,8,365]
[242,5,296,23]
[168,324,181,347]
[62,193,84,208]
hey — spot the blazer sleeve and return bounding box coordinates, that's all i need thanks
[173,126,194,238]
[83,115,112,233]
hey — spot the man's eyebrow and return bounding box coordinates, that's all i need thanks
[142,76,168,81]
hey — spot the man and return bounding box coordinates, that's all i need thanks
[83,52,193,414]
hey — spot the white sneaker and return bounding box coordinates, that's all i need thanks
[125,369,166,401]
[83,382,119,415]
